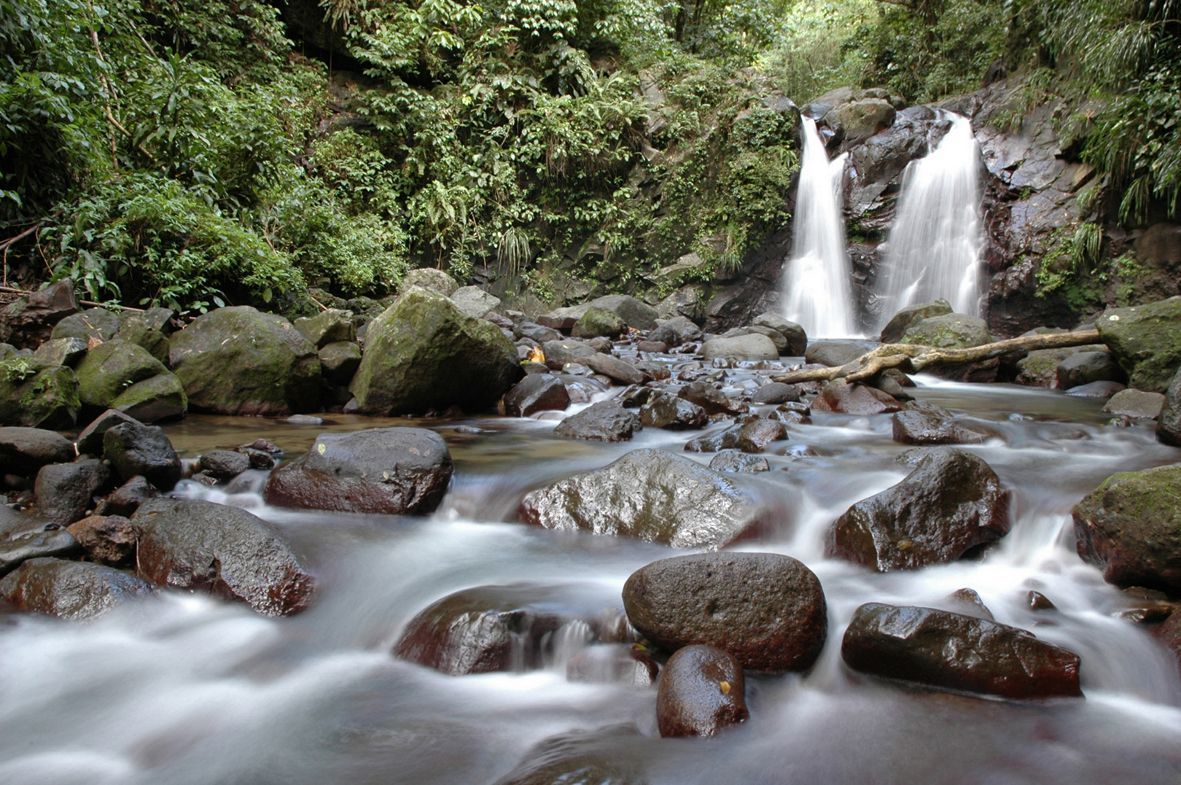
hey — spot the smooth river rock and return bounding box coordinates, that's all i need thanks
[0,557,154,619]
[656,645,748,737]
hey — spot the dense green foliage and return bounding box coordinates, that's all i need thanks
[1,0,1176,315]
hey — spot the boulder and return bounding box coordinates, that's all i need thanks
[74,408,138,456]
[115,313,170,364]
[622,552,826,671]
[75,339,186,421]
[900,313,992,349]
[1065,380,1125,400]
[0,362,80,428]
[32,336,88,368]
[752,382,800,404]
[264,428,452,515]
[656,645,748,738]
[827,448,1010,571]
[542,339,598,370]
[733,417,786,452]
[109,372,187,423]
[585,354,644,386]
[826,98,896,143]
[805,339,878,367]
[520,449,765,548]
[103,419,181,490]
[879,300,952,343]
[811,380,903,415]
[1102,388,1165,419]
[34,459,111,525]
[752,312,807,355]
[649,315,702,347]
[0,514,81,577]
[841,602,1082,699]
[450,285,501,319]
[553,401,641,442]
[0,280,78,348]
[548,296,659,332]
[95,475,158,517]
[1072,464,1181,593]
[293,308,355,347]
[170,306,321,415]
[317,341,361,387]
[700,333,778,361]
[197,450,251,481]
[402,268,459,296]
[67,514,136,566]
[49,307,120,342]
[503,374,571,417]
[1159,366,1181,446]
[1057,350,1122,389]
[708,451,770,473]
[349,290,521,415]
[0,557,154,619]
[0,427,74,476]
[133,498,315,616]
[393,583,613,675]
[639,393,708,429]
[679,381,747,415]
[891,403,990,445]
[572,307,627,339]
[725,325,787,354]
[1096,297,1181,392]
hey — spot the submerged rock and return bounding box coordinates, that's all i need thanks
[1072,464,1181,594]
[622,552,826,671]
[827,448,1010,571]
[657,645,748,737]
[133,498,315,616]
[520,449,765,548]
[891,402,990,445]
[493,727,647,785]
[841,602,1082,699]
[0,557,153,619]
[264,427,453,515]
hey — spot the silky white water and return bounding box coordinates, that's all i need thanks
[875,112,985,327]
[783,117,858,338]
[2,374,1181,784]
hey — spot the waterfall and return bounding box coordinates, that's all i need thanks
[875,112,984,328]
[782,117,857,339]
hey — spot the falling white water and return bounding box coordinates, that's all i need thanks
[782,117,857,338]
[875,112,984,328]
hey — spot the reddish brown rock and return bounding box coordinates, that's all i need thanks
[811,380,903,415]
[657,644,748,737]
[0,557,153,619]
[67,514,136,566]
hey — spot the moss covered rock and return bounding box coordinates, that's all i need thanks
[75,339,185,422]
[1072,464,1181,593]
[0,360,80,428]
[1096,297,1181,393]
[572,307,627,339]
[899,313,992,349]
[169,306,321,415]
[349,290,521,415]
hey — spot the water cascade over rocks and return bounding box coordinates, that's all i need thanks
[782,117,858,338]
[874,112,985,328]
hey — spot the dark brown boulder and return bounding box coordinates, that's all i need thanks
[133,498,315,616]
[0,280,78,348]
[264,427,452,515]
[622,552,827,672]
[553,400,641,442]
[585,353,644,386]
[503,374,571,417]
[393,583,614,675]
[95,475,158,516]
[811,380,903,415]
[639,393,708,429]
[521,449,766,549]
[1072,464,1181,594]
[827,449,1010,571]
[734,417,786,453]
[67,514,136,566]
[678,381,747,415]
[656,644,748,737]
[198,449,251,481]
[0,557,153,619]
[1157,611,1181,668]
[102,419,181,490]
[752,382,800,404]
[75,408,139,456]
[33,458,111,525]
[0,427,74,477]
[891,403,991,445]
[841,602,1083,699]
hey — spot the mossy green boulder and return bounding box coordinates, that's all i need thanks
[1096,296,1181,393]
[899,313,992,349]
[0,360,80,428]
[350,289,522,415]
[74,339,186,422]
[169,306,321,415]
[1072,464,1181,594]
[572,307,626,339]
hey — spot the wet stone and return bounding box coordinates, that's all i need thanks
[554,401,641,442]
[709,450,770,473]
[656,645,748,738]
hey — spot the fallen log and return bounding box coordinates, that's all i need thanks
[772,329,1103,385]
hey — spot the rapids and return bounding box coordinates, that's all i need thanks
[2,368,1180,784]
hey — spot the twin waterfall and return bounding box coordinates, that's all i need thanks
[782,111,984,339]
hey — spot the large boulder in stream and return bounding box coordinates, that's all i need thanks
[350,289,521,414]
[656,645,748,738]
[264,427,453,515]
[880,300,952,344]
[102,418,181,490]
[900,313,992,349]
[520,449,766,548]
[553,400,641,442]
[1096,297,1181,393]
[0,427,74,477]
[75,339,186,422]
[1072,464,1181,594]
[0,361,80,428]
[622,552,827,672]
[0,557,154,619]
[827,448,1010,571]
[169,306,321,415]
[700,333,778,361]
[841,602,1083,700]
[1159,365,1181,446]
[132,498,315,616]
[891,402,991,445]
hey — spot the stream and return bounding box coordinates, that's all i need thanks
[2,368,1180,784]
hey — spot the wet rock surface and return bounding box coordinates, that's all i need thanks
[0,557,153,619]
[67,514,136,566]
[841,602,1083,700]
[265,427,453,515]
[828,448,1010,571]
[0,427,74,476]
[891,403,990,445]
[639,393,708,429]
[656,644,748,737]
[103,419,181,490]
[503,374,571,417]
[34,459,111,525]
[133,498,315,616]
[812,380,903,415]
[1072,464,1181,593]
[622,552,827,671]
[521,449,765,548]
[1159,366,1181,446]
[553,400,641,442]
[0,513,81,577]
[1096,298,1181,393]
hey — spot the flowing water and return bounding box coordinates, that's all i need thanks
[875,112,985,327]
[782,118,858,338]
[2,366,1181,784]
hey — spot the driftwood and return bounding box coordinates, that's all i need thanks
[772,329,1103,385]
